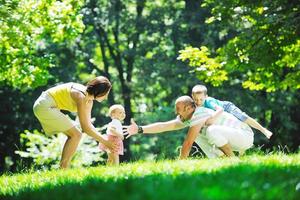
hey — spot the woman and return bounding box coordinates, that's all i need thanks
[33,76,117,168]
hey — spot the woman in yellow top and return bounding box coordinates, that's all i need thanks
[33,76,117,168]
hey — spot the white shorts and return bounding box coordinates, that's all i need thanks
[33,92,77,135]
[195,125,254,158]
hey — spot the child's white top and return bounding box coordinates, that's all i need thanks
[106,119,123,136]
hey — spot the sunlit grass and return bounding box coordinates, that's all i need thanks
[1,153,300,200]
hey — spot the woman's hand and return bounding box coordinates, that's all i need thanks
[119,134,124,140]
[104,140,118,152]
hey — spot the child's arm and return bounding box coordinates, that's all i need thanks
[109,126,124,140]
[204,98,223,125]
[205,105,223,125]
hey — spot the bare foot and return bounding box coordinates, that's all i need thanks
[263,129,273,139]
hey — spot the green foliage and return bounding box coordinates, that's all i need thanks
[15,129,104,170]
[179,0,300,92]
[1,154,300,200]
[178,46,228,86]
[0,0,85,90]
[76,0,199,103]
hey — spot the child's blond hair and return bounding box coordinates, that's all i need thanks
[192,85,208,95]
[108,104,124,117]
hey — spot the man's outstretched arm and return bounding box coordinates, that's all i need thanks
[179,123,204,159]
[124,118,185,138]
[142,119,185,134]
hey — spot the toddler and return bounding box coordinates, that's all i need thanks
[99,104,126,165]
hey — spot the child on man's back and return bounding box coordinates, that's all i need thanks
[192,85,273,139]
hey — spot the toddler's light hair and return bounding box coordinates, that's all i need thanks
[108,104,125,117]
[192,85,207,95]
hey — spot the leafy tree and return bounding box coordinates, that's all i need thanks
[0,0,85,90]
[15,130,104,170]
[178,0,300,92]
[75,0,209,160]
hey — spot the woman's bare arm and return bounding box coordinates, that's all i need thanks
[72,91,114,149]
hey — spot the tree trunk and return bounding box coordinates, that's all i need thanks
[184,0,208,46]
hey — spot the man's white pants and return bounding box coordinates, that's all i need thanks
[195,125,254,158]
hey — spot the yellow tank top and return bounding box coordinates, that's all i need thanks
[47,82,78,112]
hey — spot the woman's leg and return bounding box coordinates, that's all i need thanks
[60,126,82,169]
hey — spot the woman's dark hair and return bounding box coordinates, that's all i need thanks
[86,76,112,98]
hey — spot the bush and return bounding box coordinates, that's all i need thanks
[15,129,105,170]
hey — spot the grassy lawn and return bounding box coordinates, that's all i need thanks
[1,153,300,200]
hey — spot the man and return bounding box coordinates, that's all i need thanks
[124,96,254,159]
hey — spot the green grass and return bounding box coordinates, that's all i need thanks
[1,154,300,200]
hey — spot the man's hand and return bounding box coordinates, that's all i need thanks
[123,118,139,138]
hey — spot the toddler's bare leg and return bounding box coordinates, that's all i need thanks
[107,153,119,166]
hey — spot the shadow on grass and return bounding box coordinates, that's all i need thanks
[2,164,300,200]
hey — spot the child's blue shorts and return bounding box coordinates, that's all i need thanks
[223,101,249,122]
